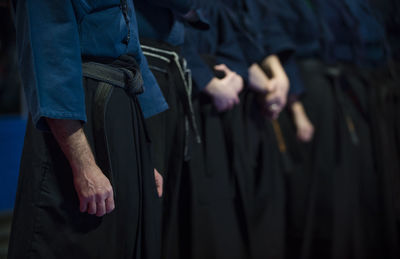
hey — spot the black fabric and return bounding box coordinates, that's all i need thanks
[141,39,193,259]
[187,95,249,259]
[282,59,336,259]
[170,56,252,259]
[280,58,400,259]
[7,59,160,259]
[343,64,400,258]
[328,67,381,259]
[241,91,286,259]
[277,107,312,259]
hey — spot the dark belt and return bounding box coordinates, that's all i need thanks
[82,57,144,96]
[297,58,360,146]
[324,65,360,147]
[140,40,201,161]
[81,55,144,198]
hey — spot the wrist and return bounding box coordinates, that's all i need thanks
[71,159,97,178]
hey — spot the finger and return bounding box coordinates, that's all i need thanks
[96,200,106,217]
[157,181,163,198]
[154,169,163,198]
[222,70,235,80]
[87,201,97,215]
[265,80,277,92]
[214,64,229,71]
[80,198,88,213]
[265,92,277,103]
[234,95,240,105]
[227,100,235,110]
[105,195,115,214]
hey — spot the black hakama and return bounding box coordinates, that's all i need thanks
[8,57,161,259]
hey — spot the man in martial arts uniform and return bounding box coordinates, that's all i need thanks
[318,1,400,258]
[181,3,252,258]
[283,59,314,143]
[8,0,167,258]
[134,2,208,259]
[314,1,399,258]
[265,1,348,258]
[271,0,400,258]
[218,0,298,258]
[368,0,400,240]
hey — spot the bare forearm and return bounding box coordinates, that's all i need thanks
[290,101,305,115]
[46,118,115,216]
[262,55,287,79]
[46,118,96,175]
[248,63,271,93]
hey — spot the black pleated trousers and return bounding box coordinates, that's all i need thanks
[187,96,249,259]
[242,91,286,259]
[8,63,160,259]
[142,40,192,259]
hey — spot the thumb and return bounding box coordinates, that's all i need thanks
[154,169,163,198]
[265,79,277,92]
[214,64,231,73]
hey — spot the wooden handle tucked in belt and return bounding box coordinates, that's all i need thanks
[271,119,287,153]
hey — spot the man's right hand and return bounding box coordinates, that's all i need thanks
[46,118,115,217]
[73,164,115,217]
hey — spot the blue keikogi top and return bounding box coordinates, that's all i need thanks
[135,0,207,47]
[269,0,320,58]
[267,0,323,97]
[12,0,168,131]
[218,0,302,96]
[182,2,248,92]
[219,0,295,66]
[313,0,387,66]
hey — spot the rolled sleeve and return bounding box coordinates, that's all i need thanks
[14,0,86,131]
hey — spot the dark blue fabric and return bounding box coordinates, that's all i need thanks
[284,58,305,97]
[136,0,186,46]
[12,0,168,131]
[369,0,400,60]
[266,0,322,97]
[135,0,209,46]
[218,0,263,65]
[314,0,387,65]
[182,3,248,91]
[140,0,197,14]
[269,0,320,58]
[219,0,295,65]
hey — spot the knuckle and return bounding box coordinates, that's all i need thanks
[95,193,104,201]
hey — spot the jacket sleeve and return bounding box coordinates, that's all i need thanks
[181,27,214,92]
[13,0,85,131]
[215,6,249,81]
[284,58,305,97]
[145,0,197,14]
[257,0,295,62]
